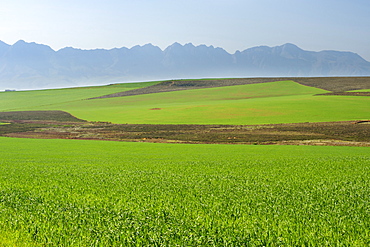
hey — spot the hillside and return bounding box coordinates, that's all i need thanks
[92,77,370,99]
[0,78,369,145]
[1,79,369,125]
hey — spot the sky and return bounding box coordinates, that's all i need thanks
[1,0,370,61]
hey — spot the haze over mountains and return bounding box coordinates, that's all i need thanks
[1,40,370,90]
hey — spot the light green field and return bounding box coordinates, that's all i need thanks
[61,93,369,125]
[349,89,370,92]
[1,80,369,125]
[0,137,369,246]
[2,80,368,125]
[0,81,158,112]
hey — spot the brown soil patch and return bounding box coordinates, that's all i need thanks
[150,108,162,110]
[315,92,370,96]
[293,77,370,92]
[1,111,369,147]
[0,111,85,122]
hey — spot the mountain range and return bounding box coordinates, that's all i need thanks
[1,40,370,90]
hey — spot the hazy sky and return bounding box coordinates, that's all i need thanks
[1,0,369,60]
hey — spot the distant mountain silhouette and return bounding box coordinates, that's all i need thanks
[0,40,369,90]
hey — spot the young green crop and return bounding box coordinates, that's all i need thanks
[0,81,159,112]
[0,137,369,246]
[349,89,370,92]
[3,80,369,125]
[1,80,369,125]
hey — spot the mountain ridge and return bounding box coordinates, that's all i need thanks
[1,40,369,90]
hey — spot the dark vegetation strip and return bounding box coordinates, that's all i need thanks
[89,77,370,99]
[0,111,85,136]
[316,92,370,96]
[0,111,86,122]
[294,76,370,92]
[1,111,369,146]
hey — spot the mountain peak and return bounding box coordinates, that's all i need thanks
[13,40,27,46]
[142,43,161,50]
[12,40,55,52]
[280,43,303,52]
[163,42,183,52]
[170,42,182,47]
[281,43,300,48]
[184,43,195,47]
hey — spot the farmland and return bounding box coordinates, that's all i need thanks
[0,77,369,246]
[1,111,369,145]
[0,137,369,246]
[0,81,159,112]
[1,79,369,125]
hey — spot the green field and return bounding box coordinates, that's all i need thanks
[1,80,369,125]
[0,81,158,112]
[349,89,370,92]
[0,137,369,246]
[1,78,369,245]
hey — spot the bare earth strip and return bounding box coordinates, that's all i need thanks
[1,111,369,146]
[316,92,370,96]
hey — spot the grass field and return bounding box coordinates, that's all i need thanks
[0,81,158,112]
[350,89,370,92]
[0,137,369,246]
[45,81,370,124]
[0,78,369,246]
[1,80,369,125]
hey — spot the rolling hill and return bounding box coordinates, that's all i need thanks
[1,79,369,125]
